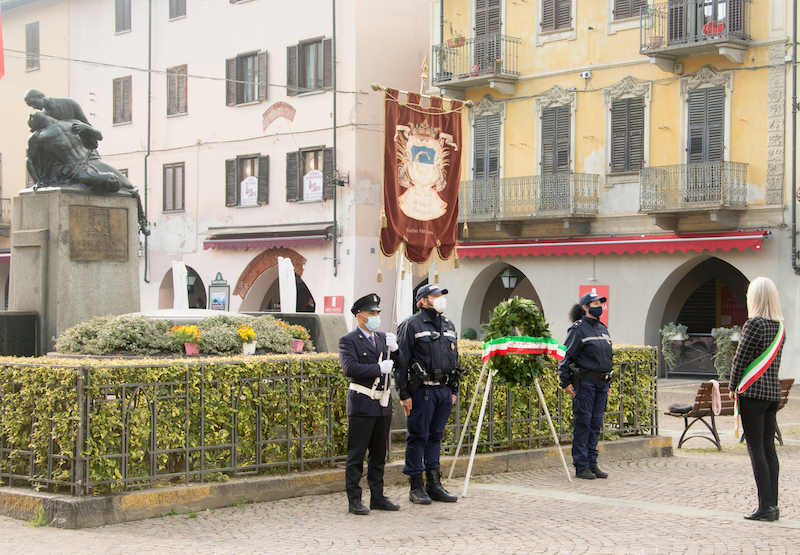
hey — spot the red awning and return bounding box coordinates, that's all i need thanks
[457,230,770,259]
[0,252,9,262]
[203,235,327,251]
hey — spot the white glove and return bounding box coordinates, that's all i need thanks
[386,333,399,352]
[379,360,394,374]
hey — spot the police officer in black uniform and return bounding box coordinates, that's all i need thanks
[557,291,614,480]
[339,294,403,515]
[396,284,460,504]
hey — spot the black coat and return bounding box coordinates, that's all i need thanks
[557,317,613,389]
[339,328,403,417]
[396,308,459,400]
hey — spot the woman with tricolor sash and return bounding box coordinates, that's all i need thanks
[728,277,785,522]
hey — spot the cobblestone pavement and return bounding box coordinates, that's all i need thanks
[2,379,799,554]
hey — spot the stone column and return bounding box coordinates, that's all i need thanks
[9,188,141,354]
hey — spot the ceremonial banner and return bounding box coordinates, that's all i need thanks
[380,88,465,266]
[482,336,566,363]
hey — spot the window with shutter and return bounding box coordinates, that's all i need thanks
[113,76,132,124]
[322,148,335,199]
[555,0,571,29]
[475,0,502,70]
[614,0,647,20]
[257,156,269,205]
[286,152,301,202]
[541,106,570,174]
[169,0,186,20]
[225,159,237,207]
[25,22,39,71]
[687,87,724,163]
[167,65,187,116]
[668,1,687,43]
[115,0,131,33]
[286,46,299,96]
[541,0,555,31]
[288,38,333,95]
[225,52,266,106]
[473,114,501,180]
[728,0,745,35]
[610,97,644,173]
[163,163,185,212]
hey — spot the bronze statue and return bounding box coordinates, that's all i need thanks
[26,111,149,235]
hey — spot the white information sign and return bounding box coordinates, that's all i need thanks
[240,176,259,206]
[303,170,323,201]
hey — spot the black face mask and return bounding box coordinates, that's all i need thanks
[588,306,603,318]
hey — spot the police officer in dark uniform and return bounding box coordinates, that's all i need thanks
[558,291,614,480]
[396,284,460,504]
[339,294,403,515]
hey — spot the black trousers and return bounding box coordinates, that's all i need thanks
[345,414,392,503]
[739,396,780,509]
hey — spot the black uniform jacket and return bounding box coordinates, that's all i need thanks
[339,328,403,417]
[557,317,613,389]
[396,308,459,400]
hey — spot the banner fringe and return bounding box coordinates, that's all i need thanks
[462,221,469,238]
[376,267,382,283]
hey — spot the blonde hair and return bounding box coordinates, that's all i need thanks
[746,277,783,321]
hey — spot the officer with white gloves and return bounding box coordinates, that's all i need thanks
[338,294,404,515]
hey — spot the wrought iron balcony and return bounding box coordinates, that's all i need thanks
[431,34,520,99]
[458,173,599,224]
[640,161,747,214]
[640,0,752,68]
[0,199,10,234]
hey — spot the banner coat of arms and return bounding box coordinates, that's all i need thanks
[379,88,465,268]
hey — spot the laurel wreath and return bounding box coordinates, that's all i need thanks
[483,297,554,387]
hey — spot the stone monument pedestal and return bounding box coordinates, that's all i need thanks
[9,188,141,354]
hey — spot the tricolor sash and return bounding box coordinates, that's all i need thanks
[733,321,784,438]
[482,336,566,363]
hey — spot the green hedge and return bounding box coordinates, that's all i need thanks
[0,347,656,494]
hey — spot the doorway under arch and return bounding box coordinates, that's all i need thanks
[157,265,207,309]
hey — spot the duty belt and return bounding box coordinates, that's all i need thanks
[422,380,443,386]
[348,382,385,400]
[582,370,612,381]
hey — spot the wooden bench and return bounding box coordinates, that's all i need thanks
[664,378,794,451]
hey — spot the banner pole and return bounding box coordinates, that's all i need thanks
[448,359,488,481]
[534,377,572,483]
[462,368,493,498]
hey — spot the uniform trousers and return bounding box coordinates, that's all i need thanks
[571,377,609,471]
[404,385,453,475]
[345,414,392,503]
[739,396,780,509]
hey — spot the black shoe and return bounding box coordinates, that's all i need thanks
[590,465,608,479]
[744,507,778,522]
[409,474,432,505]
[425,469,458,502]
[370,496,400,511]
[348,499,370,515]
[576,467,596,480]
[772,506,780,521]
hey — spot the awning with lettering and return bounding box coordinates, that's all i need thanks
[456,230,770,259]
[202,222,333,251]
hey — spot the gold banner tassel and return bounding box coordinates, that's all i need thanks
[376,267,382,283]
[462,221,469,238]
[381,208,387,228]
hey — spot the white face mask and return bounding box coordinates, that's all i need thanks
[431,296,447,314]
[363,315,381,332]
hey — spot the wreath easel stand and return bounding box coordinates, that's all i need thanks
[448,336,573,496]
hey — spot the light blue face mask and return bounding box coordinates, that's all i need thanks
[364,315,381,332]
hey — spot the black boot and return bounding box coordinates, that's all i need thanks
[425,469,458,503]
[409,473,432,505]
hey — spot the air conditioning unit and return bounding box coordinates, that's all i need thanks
[673,62,684,75]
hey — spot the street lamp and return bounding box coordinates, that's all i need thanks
[187,273,197,294]
[500,268,518,289]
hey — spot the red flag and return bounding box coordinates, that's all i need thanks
[0,13,5,79]
[380,88,464,265]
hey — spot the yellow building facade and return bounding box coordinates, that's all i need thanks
[429,0,797,378]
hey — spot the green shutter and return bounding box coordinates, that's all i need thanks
[257,155,269,205]
[687,87,724,163]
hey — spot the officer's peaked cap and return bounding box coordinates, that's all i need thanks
[415,284,449,303]
[579,291,607,306]
[351,294,381,314]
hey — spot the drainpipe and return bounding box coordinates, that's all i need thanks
[332,0,338,277]
[440,0,444,47]
[792,0,799,274]
[143,0,152,283]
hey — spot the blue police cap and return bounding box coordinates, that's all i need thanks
[415,284,449,303]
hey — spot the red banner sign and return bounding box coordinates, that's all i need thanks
[579,285,609,327]
[380,89,464,264]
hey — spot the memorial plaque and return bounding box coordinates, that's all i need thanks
[69,206,129,261]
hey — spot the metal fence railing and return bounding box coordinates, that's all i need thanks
[0,351,657,496]
[458,173,600,222]
[640,0,752,52]
[0,199,10,227]
[640,161,748,211]
[432,34,521,85]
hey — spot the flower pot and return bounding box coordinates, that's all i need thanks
[446,36,466,48]
[242,341,256,356]
[292,339,305,353]
[668,334,686,342]
[647,35,663,48]
[184,342,199,356]
[730,332,741,342]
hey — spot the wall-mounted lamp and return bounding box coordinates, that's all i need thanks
[500,268,518,289]
[187,273,197,293]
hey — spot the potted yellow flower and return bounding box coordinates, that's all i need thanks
[238,324,257,355]
[171,325,200,355]
[288,324,310,353]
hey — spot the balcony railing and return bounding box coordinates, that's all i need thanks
[640,161,747,212]
[458,173,599,222]
[431,34,520,86]
[0,199,10,227]
[640,0,751,54]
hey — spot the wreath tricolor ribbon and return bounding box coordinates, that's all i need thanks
[733,321,784,438]
[482,336,566,363]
